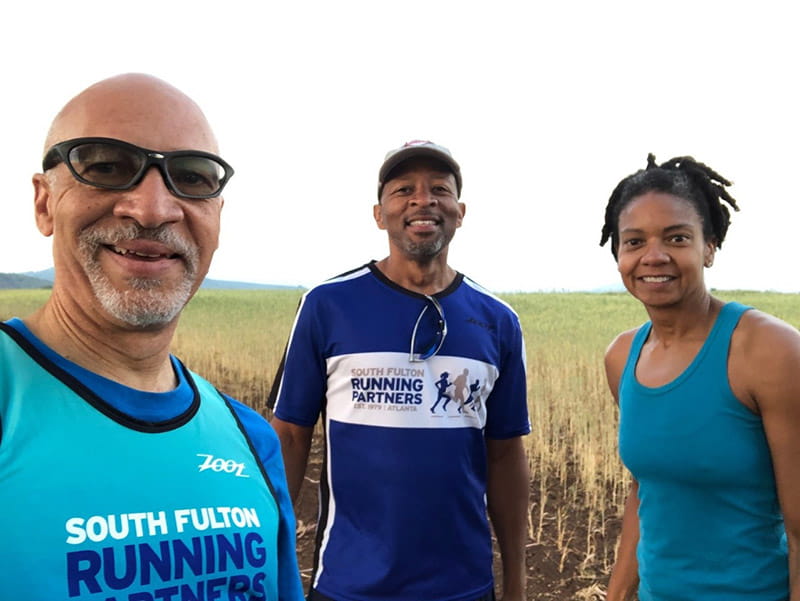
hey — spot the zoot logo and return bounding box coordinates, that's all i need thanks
[196,453,250,478]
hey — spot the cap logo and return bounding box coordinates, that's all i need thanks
[402,140,434,148]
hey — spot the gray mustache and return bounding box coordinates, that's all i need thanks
[81,223,199,268]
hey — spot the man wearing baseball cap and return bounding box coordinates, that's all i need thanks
[269,140,531,601]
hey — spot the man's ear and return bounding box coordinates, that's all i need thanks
[32,173,55,237]
[373,203,386,230]
[455,202,466,228]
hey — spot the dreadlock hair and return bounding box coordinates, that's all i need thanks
[599,154,740,260]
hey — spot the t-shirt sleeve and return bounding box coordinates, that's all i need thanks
[268,292,327,427]
[484,311,531,439]
[227,397,305,601]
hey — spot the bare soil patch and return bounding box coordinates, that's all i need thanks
[292,434,620,600]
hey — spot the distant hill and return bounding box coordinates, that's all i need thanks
[589,283,626,293]
[199,278,302,291]
[0,273,52,289]
[0,268,301,291]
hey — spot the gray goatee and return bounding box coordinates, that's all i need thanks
[78,223,200,328]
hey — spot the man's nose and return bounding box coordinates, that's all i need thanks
[409,186,437,206]
[111,167,184,227]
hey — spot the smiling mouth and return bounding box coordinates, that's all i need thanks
[406,218,440,227]
[640,276,674,283]
[108,245,180,260]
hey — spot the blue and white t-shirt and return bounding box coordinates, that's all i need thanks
[270,262,530,601]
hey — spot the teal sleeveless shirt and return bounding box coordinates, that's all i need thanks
[619,302,788,600]
[0,325,281,600]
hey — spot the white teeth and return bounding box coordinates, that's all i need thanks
[642,276,672,283]
[409,220,436,226]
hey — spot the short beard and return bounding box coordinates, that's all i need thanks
[404,238,445,258]
[78,223,199,328]
[397,228,455,260]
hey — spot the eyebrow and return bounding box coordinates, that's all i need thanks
[620,223,694,235]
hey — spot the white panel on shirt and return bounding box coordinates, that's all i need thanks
[325,352,498,429]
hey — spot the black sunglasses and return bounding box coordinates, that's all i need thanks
[409,295,448,363]
[42,137,234,200]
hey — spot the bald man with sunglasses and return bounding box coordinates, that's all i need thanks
[268,141,531,601]
[0,73,303,601]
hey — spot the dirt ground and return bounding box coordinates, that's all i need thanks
[291,435,620,600]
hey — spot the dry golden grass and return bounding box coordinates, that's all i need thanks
[0,289,51,320]
[2,286,798,592]
[170,289,305,408]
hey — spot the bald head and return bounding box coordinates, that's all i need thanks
[45,73,219,155]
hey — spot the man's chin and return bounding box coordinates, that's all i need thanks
[93,280,194,329]
[405,240,445,260]
[102,301,183,329]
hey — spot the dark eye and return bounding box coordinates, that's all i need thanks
[169,157,223,195]
[76,158,139,184]
[69,143,141,185]
[172,169,212,186]
[83,161,124,176]
[171,169,218,194]
[621,237,642,248]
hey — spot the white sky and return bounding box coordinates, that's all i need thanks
[2,1,798,292]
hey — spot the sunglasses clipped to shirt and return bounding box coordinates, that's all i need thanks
[409,295,448,363]
[42,137,235,200]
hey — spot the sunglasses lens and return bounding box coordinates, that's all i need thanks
[166,156,227,197]
[68,142,144,187]
[411,299,447,362]
[414,329,444,360]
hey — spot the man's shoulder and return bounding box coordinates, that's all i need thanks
[302,263,376,301]
[222,393,279,440]
[327,263,375,282]
[458,274,520,319]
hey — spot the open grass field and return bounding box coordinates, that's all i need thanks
[2,288,798,599]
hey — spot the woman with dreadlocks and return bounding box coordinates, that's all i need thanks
[600,154,800,601]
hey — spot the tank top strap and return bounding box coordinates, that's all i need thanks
[692,301,749,378]
[710,301,751,338]
[621,321,652,385]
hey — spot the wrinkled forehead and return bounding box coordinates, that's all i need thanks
[45,76,219,154]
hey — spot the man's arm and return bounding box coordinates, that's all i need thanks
[266,292,326,506]
[270,417,315,504]
[486,435,529,601]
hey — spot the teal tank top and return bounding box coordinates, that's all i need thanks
[0,325,281,600]
[619,302,788,601]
